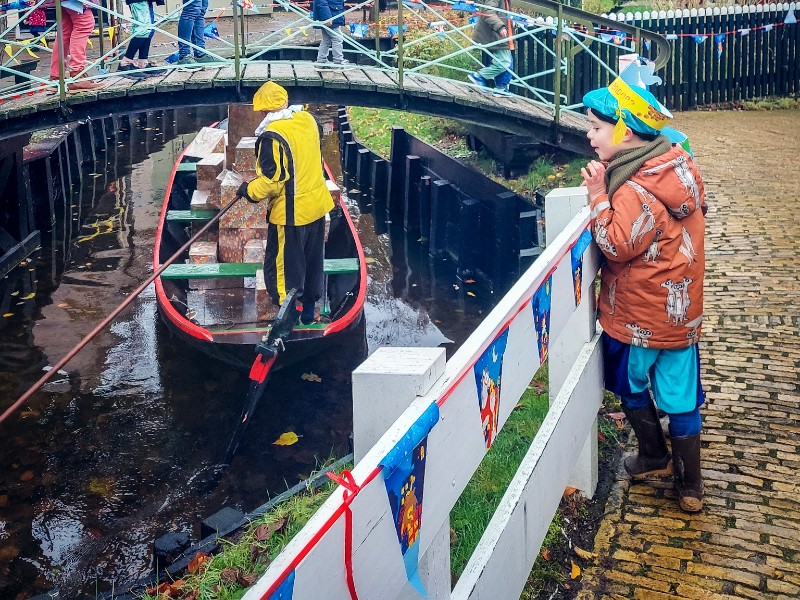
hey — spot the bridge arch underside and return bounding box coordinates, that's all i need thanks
[1,82,592,155]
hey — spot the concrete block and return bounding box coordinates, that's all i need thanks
[217,170,245,209]
[184,127,226,159]
[196,153,226,190]
[219,196,269,230]
[190,189,213,211]
[234,137,258,174]
[218,227,267,264]
[227,103,263,153]
[243,239,266,289]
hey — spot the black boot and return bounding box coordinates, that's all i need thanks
[670,434,704,512]
[622,403,673,479]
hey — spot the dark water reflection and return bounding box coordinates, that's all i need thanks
[0,106,498,599]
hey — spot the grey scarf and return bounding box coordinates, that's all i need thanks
[606,135,671,201]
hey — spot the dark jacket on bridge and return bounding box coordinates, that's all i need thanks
[473,0,511,50]
[313,0,345,28]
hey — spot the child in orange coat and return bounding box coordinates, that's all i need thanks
[581,76,707,513]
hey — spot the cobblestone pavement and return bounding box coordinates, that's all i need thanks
[577,109,800,599]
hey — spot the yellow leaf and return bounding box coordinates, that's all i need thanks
[570,561,581,579]
[466,291,476,297]
[273,432,299,446]
[301,372,322,383]
[364,257,376,264]
[574,546,597,560]
[21,292,35,300]
[3,313,13,318]
[464,279,476,283]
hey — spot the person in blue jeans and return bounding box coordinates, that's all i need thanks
[177,0,214,65]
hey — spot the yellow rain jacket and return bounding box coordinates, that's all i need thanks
[245,108,334,226]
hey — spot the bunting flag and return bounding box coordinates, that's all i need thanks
[739,28,750,36]
[532,275,553,365]
[692,34,706,44]
[665,33,678,41]
[612,31,625,45]
[643,38,650,51]
[5,44,20,63]
[379,403,439,596]
[204,22,220,39]
[714,33,725,58]
[450,0,476,11]
[386,24,408,38]
[785,6,797,24]
[473,328,509,449]
[350,22,369,37]
[764,24,774,33]
[570,228,592,308]
[269,570,295,600]
[468,15,478,25]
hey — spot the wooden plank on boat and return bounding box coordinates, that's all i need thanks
[156,68,196,92]
[177,162,198,172]
[166,209,219,222]
[186,67,221,90]
[293,62,323,87]
[242,62,271,85]
[341,68,377,92]
[323,257,359,274]
[161,262,262,279]
[269,63,295,87]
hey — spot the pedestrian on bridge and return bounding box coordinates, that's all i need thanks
[313,0,349,67]
[49,0,101,90]
[467,0,514,96]
[236,82,335,325]
[117,0,164,78]
[580,77,708,513]
[177,0,215,65]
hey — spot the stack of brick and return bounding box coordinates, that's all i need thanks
[227,104,264,168]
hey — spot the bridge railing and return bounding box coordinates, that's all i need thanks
[235,186,602,600]
[0,0,669,114]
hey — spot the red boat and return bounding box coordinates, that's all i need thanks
[153,122,367,371]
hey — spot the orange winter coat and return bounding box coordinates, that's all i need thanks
[589,145,706,349]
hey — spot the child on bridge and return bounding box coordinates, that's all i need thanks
[581,77,707,513]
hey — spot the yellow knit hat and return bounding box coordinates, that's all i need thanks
[252,82,288,112]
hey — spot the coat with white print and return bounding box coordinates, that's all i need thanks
[589,144,706,349]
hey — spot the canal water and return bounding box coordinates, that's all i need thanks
[0,105,499,599]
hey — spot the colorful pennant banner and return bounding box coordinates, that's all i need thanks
[473,328,509,450]
[532,275,553,365]
[379,402,439,596]
[570,228,592,308]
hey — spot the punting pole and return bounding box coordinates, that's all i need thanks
[0,195,246,426]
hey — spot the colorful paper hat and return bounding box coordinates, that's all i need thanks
[583,77,672,145]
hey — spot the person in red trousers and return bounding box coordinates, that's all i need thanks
[49,0,101,91]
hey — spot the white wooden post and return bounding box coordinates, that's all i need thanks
[352,347,450,598]
[545,187,599,498]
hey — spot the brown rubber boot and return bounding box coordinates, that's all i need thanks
[670,434,704,512]
[623,403,673,480]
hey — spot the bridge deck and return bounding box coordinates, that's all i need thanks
[0,64,591,153]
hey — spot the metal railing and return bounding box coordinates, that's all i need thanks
[0,0,670,117]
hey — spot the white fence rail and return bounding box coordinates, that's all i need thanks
[243,186,602,600]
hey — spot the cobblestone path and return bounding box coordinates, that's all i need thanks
[578,109,800,600]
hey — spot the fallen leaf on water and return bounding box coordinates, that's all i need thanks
[540,547,551,561]
[3,313,13,318]
[301,372,322,383]
[574,546,597,560]
[20,471,34,482]
[570,560,581,579]
[467,291,476,297]
[187,552,210,574]
[364,257,375,264]
[10,290,19,296]
[273,432,299,446]
[21,292,35,300]
[464,279,475,283]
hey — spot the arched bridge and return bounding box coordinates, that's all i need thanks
[0,0,671,151]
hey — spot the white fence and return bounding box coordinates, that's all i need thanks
[243,187,603,600]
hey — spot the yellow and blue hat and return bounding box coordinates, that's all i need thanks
[583,77,672,145]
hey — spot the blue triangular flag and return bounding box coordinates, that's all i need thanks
[714,33,725,58]
[785,6,797,24]
[693,34,706,44]
[204,22,220,39]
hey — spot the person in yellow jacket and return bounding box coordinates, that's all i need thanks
[237,81,334,324]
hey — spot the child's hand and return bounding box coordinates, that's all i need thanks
[581,160,607,201]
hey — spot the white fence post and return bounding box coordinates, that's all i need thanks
[352,347,451,598]
[545,187,599,498]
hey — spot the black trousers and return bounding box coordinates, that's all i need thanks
[263,216,326,307]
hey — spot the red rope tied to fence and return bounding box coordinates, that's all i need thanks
[326,470,361,600]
